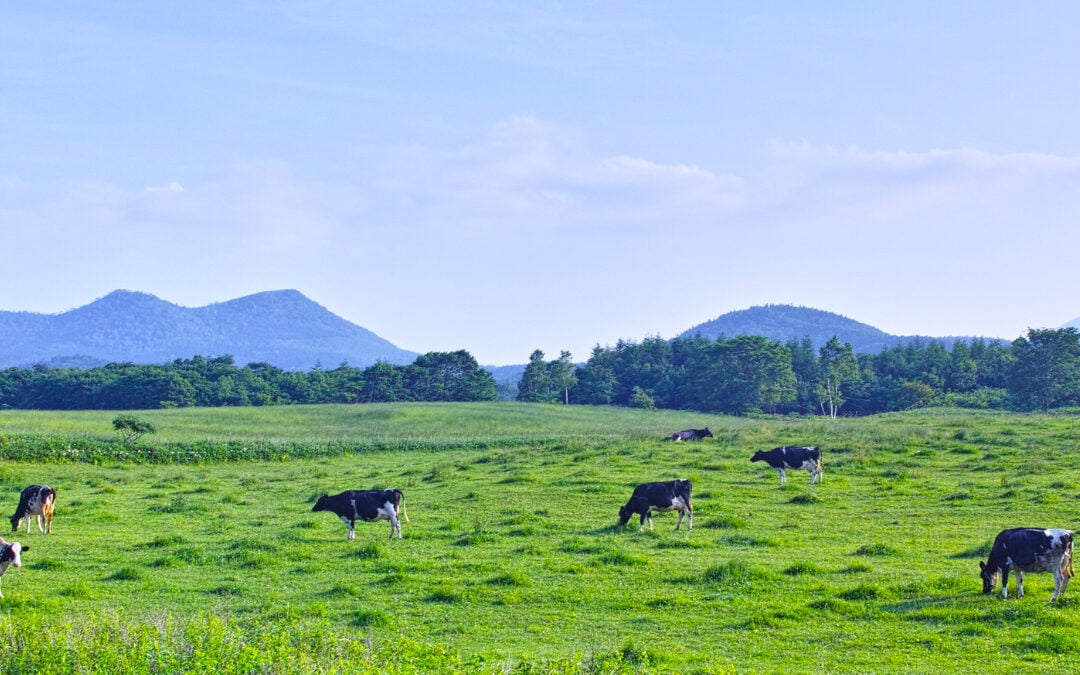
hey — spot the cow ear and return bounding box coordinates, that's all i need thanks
[21,545,28,552]
[978,561,985,571]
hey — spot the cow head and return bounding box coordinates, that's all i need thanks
[701,428,713,438]
[618,505,632,526]
[0,542,23,568]
[8,515,18,532]
[311,495,330,513]
[978,561,997,594]
[750,450,765,463]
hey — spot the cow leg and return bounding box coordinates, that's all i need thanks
[674,510,684,531]
[1015,569,1024,599]
[387,510,402,540]
[1053,568,1065,601]
[338,514,355,540]
[778,468,786,485]
[681,506,693,531]
[1001,568,1011,599]
[1060,560,1073,599]
[36,515,44,535]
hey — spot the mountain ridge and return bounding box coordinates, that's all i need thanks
[0,290,417,371]
[678,304,1004,353]
[0,292,1041,373]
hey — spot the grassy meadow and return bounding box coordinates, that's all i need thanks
[1,403,1080,673]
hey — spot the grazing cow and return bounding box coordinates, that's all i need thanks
[751,446,822,485]
[0,538,27,598]
[10,485,56,534]
[979,528,1074,601]
[312,489,409,540]
[665,428,713,442]
[618,479,693,531]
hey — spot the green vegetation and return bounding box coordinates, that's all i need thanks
[0,404,1079,672]
[5,328,1080,416]
[0,350,496,410]
[112,414,157,444]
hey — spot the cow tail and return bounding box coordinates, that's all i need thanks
[1068,534,1075,578]
[396,490,410,523]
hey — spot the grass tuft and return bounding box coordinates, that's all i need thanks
[854,543,899,557]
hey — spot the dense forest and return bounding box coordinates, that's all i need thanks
[1,328,1078,415]
[518,328,1080,415]
[0,351,496,410]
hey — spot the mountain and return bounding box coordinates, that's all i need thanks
[1064,317,1080,331]
[677,304,996,353]
[0,290,418,371]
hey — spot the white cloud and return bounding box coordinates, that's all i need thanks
[144,182,185,194]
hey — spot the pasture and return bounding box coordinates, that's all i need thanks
[1,403,1080,672]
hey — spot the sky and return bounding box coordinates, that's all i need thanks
[3,2,1080,366]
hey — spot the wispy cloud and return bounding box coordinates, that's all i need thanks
[144,182,184,194]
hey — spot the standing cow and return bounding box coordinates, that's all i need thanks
[665,428,713,442]
[10,485,56,534]
[751,446,822,485]
[618,479,693,531]
[312,489,409,540]
[0,538,27,598]
[979,528,1073,601]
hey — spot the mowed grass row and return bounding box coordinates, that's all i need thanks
[0,405,1079,672]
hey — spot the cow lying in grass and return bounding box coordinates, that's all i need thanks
[312,489,409,540]
[980,528,1073,601]
[0,538,27,598]
[10,485,55,534]
[664,428,713,442]
[618,479,693,531]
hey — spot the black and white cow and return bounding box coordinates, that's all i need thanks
[979,528,1074,601]
[10,485,56,534]
[665,428,713,442]
[312,489,409,540]
[751,446,822,485]
[618,479,693,531]
[0,537,27,598]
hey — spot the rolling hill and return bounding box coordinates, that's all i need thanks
[677,304,999,353]
[0,290,418,371]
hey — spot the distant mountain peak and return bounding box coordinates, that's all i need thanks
[0,290,418,371]
[678,304,990,353]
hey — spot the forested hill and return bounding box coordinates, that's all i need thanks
[0,290,418,371]
[678,304,990,353]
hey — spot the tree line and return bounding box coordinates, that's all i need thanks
[517,328,1080,415]
[0,351,496,410]
[2,328,1078,414]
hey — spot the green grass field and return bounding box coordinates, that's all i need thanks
[1,404,1080,673]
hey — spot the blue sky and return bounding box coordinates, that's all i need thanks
[3,2,1080,365]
